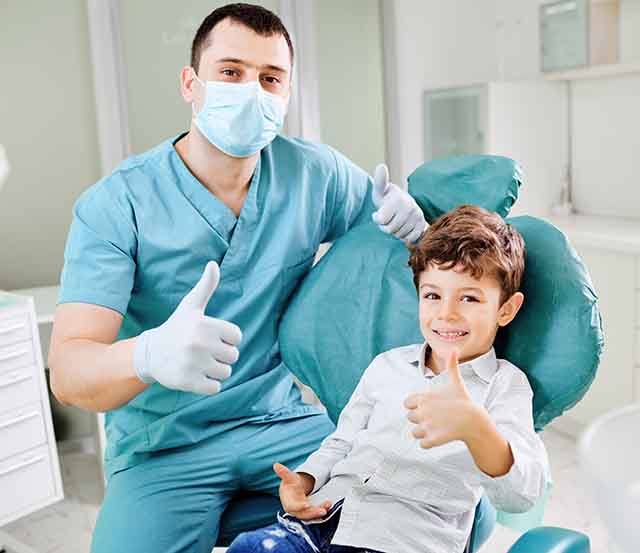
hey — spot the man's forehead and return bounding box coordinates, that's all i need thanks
[200,18,291,70]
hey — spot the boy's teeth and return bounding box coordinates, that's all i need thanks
[436,331,467,337]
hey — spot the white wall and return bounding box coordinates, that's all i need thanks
[387,0,640,219]
[620,0,640,62]
[571,74,640,218]
[0,1,101,289]
[386,0,560,215]
[314,0,386,175]
[487,80,568,217]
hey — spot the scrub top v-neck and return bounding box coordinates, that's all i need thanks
[59,132,375,478]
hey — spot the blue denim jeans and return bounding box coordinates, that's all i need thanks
[226,503,383,553]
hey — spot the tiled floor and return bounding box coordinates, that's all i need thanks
[3,429,612,553]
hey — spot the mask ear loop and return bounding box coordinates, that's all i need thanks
[191,68,205,118]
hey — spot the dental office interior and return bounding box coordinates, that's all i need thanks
[1,0,639,552]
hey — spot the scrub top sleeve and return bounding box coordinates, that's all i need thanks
[58,181,137,316]
[321,146,376,243]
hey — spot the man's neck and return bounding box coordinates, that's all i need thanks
[175,126,258,209]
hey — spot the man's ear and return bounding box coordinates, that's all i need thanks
[497,291,524,327]
[180,66,199,105]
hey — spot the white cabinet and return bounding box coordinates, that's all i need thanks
[0,293,63,531]
[549,215,640,436]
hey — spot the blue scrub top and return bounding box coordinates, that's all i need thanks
[59,133,375,478]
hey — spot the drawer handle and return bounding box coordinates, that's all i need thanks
[0,410,40,430]
[0,373,32,389]
[0,347,29,362]
[0,322,26,335]
[0,455,45,478]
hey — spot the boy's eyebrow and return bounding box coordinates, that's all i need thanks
[419,283,485,294]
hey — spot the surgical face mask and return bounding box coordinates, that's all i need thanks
[192,72,286,158]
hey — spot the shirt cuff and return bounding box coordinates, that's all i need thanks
[295,458,332,494]
[477,441,547,513]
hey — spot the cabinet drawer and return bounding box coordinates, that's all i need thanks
[636,329,640,366]
[0,366,39,415]
[636,290,640,327]
[0,312,31,348]
[0,404,46,461]
[0,340,35,375]
[637,256,640,289]
[0,444,55,524]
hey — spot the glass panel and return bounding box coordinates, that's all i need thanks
[423,86,486,161]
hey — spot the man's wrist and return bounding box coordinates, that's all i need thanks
[133,330,155,384]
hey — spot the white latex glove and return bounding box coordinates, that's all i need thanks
[371,163,426,244]
[133,261,242,395]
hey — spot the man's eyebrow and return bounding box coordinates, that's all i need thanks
[215,57,288,73]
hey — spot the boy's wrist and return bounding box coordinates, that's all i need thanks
[460,403,491,445]
[297,472,316,495]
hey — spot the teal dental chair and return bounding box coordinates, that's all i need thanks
[214,156,603,553]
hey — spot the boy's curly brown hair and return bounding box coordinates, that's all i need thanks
[408,205,525,304]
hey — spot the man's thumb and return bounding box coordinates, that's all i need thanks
[372,163,390,205]
[183,261,220,311]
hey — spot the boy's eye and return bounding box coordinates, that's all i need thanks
[461,295,478,303]
[261,75,281,84]
[221,69,239,77]
[423,292,439,300]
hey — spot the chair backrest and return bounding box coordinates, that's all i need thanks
[280,156,603,428]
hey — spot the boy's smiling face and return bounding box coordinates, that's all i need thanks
[418,263,523,373]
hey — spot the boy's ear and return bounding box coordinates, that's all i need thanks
[497,291,524,327]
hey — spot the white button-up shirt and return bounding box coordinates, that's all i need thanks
[296,343,551,553]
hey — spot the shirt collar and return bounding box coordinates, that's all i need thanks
[407,341,498,383]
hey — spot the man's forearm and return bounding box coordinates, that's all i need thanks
[49,337,147,412]
[464,406,514,478]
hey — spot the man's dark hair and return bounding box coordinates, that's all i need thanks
[191,3,294,72]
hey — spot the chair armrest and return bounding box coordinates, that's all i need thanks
[507,527,590,553]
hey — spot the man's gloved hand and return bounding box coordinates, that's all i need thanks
[133,261,242,395]
[371,163,426,244]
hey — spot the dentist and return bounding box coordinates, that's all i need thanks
[48,4,426,552]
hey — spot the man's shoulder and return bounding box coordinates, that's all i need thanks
[78,137,177,207]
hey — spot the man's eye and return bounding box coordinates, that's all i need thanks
[261,75,281,85]
[221,69,238,77]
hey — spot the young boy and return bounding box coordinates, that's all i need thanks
[227,205,550,553]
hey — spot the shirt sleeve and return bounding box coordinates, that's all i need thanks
[58,176,137,316]
[295,359,378,493]
[320,146,377,243]
[473,369,552,513]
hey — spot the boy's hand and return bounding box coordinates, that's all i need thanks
[273,463,331,520]
[404,350,479,448]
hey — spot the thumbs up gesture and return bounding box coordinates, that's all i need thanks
[133,261,242,395]
[404,350,478,449]
[273,463,331,520]
[371,163,426,244]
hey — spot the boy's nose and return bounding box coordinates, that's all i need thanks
[438,299,459,320]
